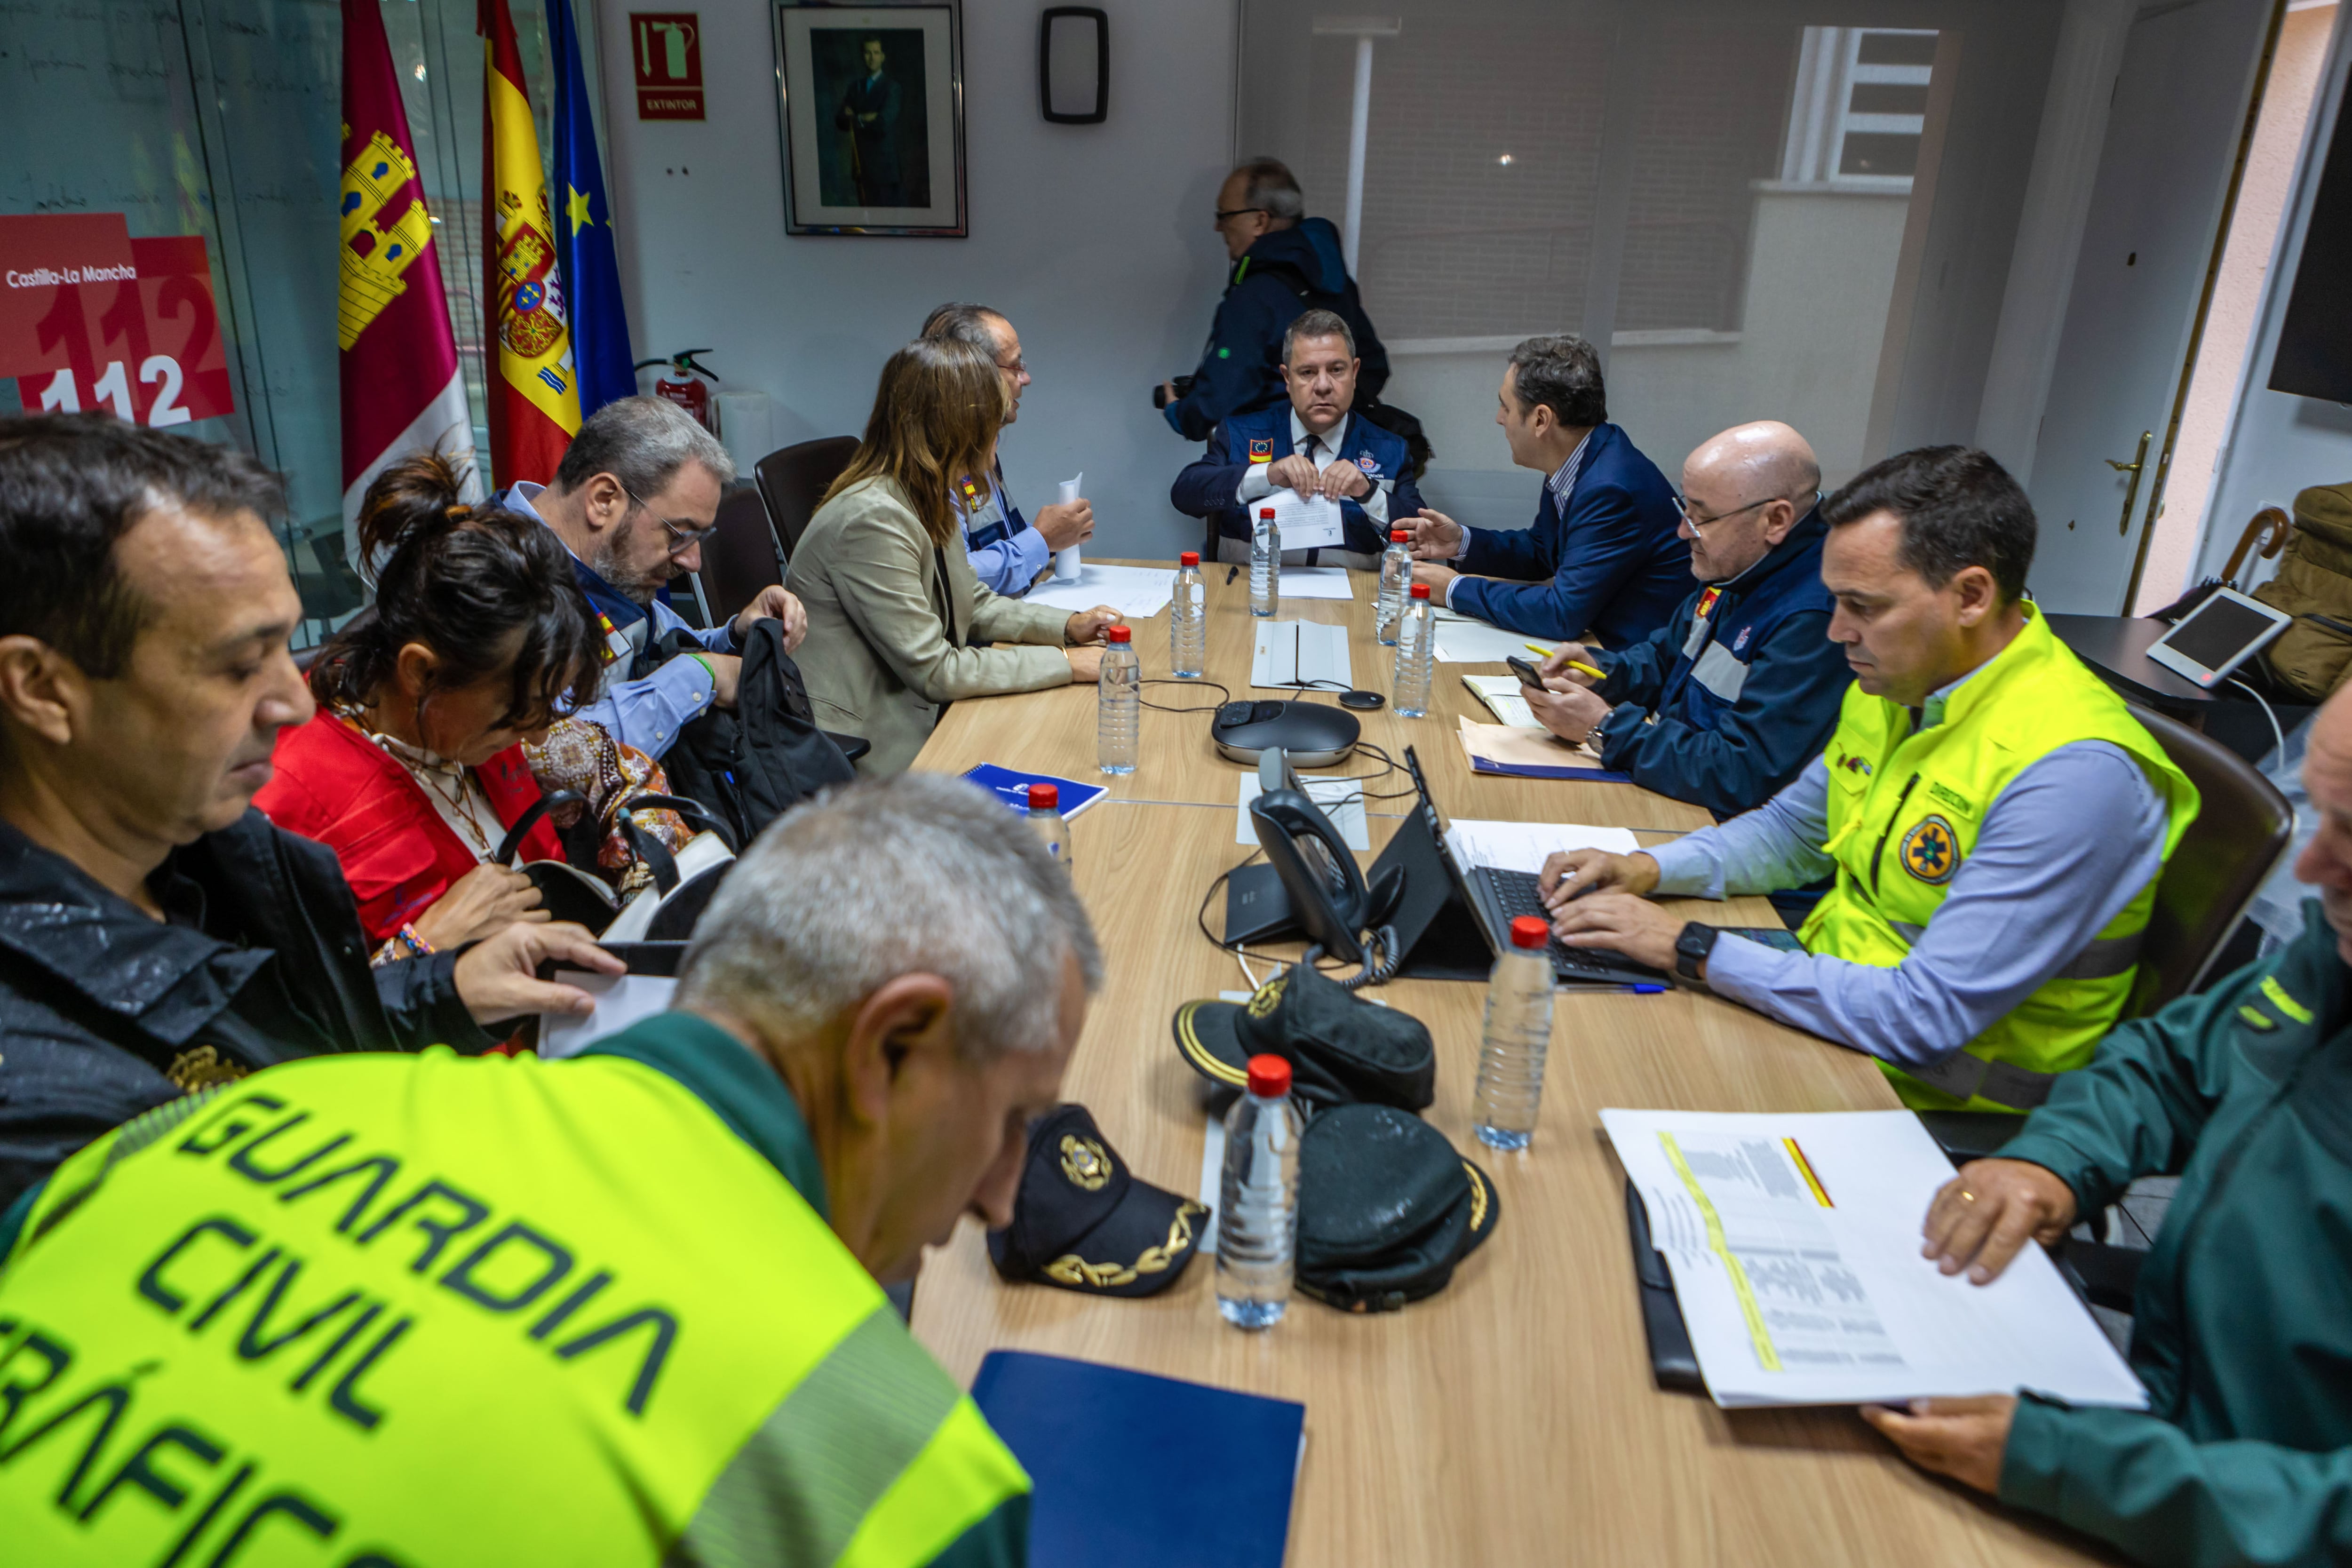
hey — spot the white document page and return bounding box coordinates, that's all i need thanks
[1235,772,1369,850]
[1462,674,1539,728]
[540,971,678,1059]
[1266,488,1345,549]
[1444,817,1638,874]
[1250,620,1353,691]
[1277,565,1356,600]
[1602,1108,2147,1409]
[1431,609,1557,665]
[1022,562,1174,619]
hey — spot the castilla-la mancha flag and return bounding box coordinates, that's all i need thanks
[480,0,582,485]
[338,0,477,559]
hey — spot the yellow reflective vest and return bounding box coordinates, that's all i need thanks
[1797,606,2199,1111]
[0,1014,1028,1567]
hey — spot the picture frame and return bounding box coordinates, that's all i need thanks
[774,1,966,237]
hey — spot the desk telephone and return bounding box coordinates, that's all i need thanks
[1247,751,1406,987]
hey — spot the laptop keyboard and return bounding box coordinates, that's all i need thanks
[1485,868,1668,981]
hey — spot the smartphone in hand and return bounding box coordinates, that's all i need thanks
[1506,654,1547,690]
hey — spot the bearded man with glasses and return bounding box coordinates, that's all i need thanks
[1521,420,1851,832]
[496,395,807,762]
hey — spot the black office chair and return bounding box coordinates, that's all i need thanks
[753,437,858,560]
[1918,705,2296,1311]
[691,486,788,627]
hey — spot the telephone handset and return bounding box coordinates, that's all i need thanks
[1246,748,1400,987]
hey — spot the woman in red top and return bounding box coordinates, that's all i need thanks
[258,454,600,954]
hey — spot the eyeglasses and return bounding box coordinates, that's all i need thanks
[996,355,1028,377]
[624,486,719,556]
[1213,206,1267,224]
[1675,489,1822,533]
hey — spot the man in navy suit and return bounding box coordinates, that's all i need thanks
[1170,308,1424,570]
[1410,335,1688,646]
[833,36,902,207]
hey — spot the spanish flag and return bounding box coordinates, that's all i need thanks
[480,0,581,485]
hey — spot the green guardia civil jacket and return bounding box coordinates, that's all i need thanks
[0,1012,1027,1568]
[1994,899,2352,1567]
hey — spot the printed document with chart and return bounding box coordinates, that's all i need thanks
[1601,1108,2145,1409]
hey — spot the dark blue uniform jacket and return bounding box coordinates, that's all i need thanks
[1163,219,1390,443]
[1170,405,1425,561]
[1449,422,1689,646]
[1588,506,1848,818]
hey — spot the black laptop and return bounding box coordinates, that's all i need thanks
[1399,748,1670,987]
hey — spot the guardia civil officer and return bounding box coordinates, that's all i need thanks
[1157,158,1390,442]
[1538,446,2200,1113]
[1522,421,1851,822]
[1170,307,1424,570]
[1862,684,2352,1567]
[0,774,1094,1566]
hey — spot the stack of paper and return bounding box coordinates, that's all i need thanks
[1430,607,1556,665]
[1602,1108,2147,1409]
[1457,716,1621,780]
[1023,562,1175,618]
[1275,565,1356,600]
[1443,817,1639,873]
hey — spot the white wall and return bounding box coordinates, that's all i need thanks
[596,0,1239,559]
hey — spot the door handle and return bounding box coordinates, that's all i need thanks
[2109,430,2153,535]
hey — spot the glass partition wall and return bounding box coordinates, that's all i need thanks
[1239,0,2065,530]
[0,0,582,644]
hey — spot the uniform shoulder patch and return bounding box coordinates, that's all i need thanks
[1899,815,1959,884]
[1248,439,1273,462]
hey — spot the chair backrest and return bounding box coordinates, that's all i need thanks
[2126,705,2295,1017]
[753,436,860,558]
[694,485,787,625]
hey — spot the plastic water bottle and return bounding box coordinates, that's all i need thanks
[1474,915,1556,1151]
[1171,551,1207,678]
[1376,528,1413,645]
[1026,782,1070,873]
[1097,624,1139,775]
[1393,582,1436,717]
[1249,506,1280,618]
[1217,1052,1303,1329]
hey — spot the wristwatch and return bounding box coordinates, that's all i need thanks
[1674,922,1720,982]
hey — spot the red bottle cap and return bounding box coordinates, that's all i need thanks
[1106,624,1132,643]
[1027,783,1058,810]
[1410,583,1432,599]
[1391,528,1410,542]
[1246,1053,1292,1098]
[1260,507,1277,519]
[1510,915,1550,949]
[1180,551,1200,566]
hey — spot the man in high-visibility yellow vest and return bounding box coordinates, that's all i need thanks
[1539,446,2199,1112]
[0,772,1097,1567]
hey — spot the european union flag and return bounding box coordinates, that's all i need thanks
[546,0,635,416]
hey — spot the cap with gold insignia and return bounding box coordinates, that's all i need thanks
[1171,962,1435,1114]
[1296,1104,1499,1313]
[986,1104,1208,1298]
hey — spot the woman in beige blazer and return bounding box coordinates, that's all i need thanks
[788,337,1123,775]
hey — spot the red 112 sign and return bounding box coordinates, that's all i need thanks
[0,213,236,427]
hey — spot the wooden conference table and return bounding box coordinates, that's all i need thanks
[907,563,2114,1566]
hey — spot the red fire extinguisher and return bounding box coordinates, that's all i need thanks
[635,350,718,431]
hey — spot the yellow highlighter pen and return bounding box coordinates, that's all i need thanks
[1527,640,1607,682]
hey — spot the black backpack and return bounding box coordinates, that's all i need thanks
[652,619,858,846]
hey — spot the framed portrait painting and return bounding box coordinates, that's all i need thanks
[774,2,966,236]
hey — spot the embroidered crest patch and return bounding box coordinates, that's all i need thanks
[1732,625,1752,653]
[1248,439,1273,463]
[1357,454,1379,474]
[1899,815,1959,884]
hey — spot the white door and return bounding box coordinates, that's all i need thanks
[2026,0,2274,613]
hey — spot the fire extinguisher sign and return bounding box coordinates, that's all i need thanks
[631,13,705,121]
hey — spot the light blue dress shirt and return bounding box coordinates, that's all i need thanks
[1642,672,2170,1069]
[504,482,734,760]
[958,465,1051,598]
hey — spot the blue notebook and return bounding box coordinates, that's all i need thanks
[962,764,1109,819]
[970,1351,1304,1568]
[1468,755,1631,783]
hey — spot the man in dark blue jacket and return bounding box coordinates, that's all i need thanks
[1159,159,1389,443]
[1522,421,1849,820]
[1171,308,1424,569]
[1410,335,1688,646]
